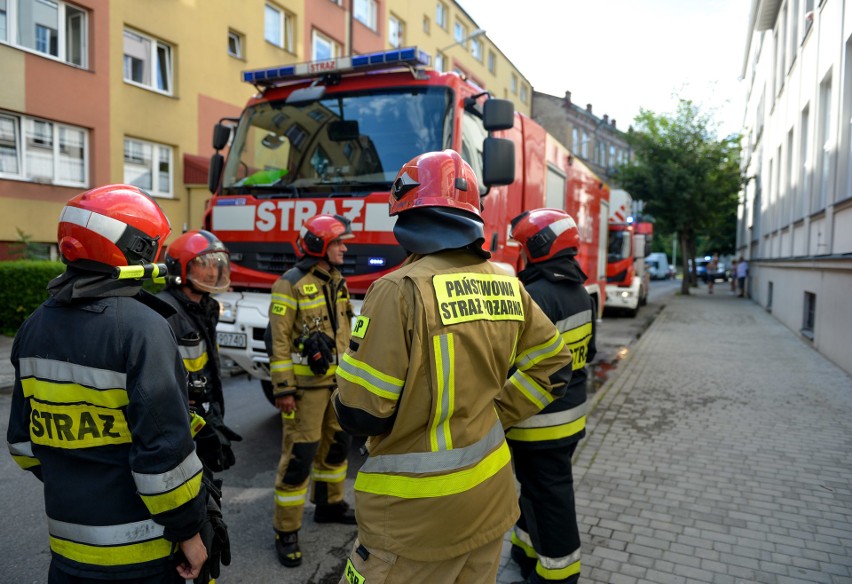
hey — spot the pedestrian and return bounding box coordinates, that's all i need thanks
[737,256,749,297]
[159,229,241,473]
[730,259,738,293]
[267,213,358,568]
[706,253,719,294]
[6,185,209,582]
[332,150,572,584]
[507,209,596,584]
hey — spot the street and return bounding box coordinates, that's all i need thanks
[0,279,680,583]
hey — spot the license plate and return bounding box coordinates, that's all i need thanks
[217,332,247,348]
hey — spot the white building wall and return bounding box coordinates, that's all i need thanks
[738,0,852,377]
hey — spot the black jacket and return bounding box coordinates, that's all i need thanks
[507,254,596,448]
[6,269,206,579]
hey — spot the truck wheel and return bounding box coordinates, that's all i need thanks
[260,380,275,405]
[627,305,639,317]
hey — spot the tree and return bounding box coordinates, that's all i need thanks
[615,100,741,294]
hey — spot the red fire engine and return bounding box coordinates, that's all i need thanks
[204,48,610,399]
[605,189,651,317]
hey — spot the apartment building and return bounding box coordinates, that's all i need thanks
[532,89,632,184]
[739,0,852,375]
[0,0,532,259]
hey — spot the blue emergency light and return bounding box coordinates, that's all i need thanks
[243,47,431,88]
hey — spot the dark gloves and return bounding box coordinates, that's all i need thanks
[195,476,231,584]
[194,406,242,472]
[302,331,335,375]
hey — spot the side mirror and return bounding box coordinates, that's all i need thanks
[483,99,515,131]
[482,137,515,186]
[208,153,224,193]
[212,124,232,151]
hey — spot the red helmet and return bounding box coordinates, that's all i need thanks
[297,214,354,258]
[510,208,580,263]
[58,184,171,268]
[389,150,480,218]
[165,230,231,293]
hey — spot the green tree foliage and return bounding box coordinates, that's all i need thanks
[614,100,742,294]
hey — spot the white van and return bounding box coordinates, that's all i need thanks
[645,253,671,280]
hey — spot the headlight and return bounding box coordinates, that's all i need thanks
[219,299,237,323]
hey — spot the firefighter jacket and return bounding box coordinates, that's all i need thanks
[6,269,206,579]
[331,249,572,561]
[157,287,224,413]
[268,258,354,397]
[507,254,596,449]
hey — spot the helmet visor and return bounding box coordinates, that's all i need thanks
[187,251,230,293]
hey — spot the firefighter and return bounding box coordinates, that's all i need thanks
[332,150,572,583]
[6,185,208,582]
[158,229,242,473]
[507,208,597,584]
[267,213,358,568]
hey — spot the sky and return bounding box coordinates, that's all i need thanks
[458,0,753,137]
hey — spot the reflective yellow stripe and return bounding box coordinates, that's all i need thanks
[294,364,338,376]
[537,557,581,580]
[312,464,348,483]
[12,454,40,469]
[49,535,173,566]
[354,441,510,499]
[562,321,592,370]
[138,471,203,515]
[338,354,404,401]
[270,360,293,372]
[22,379,128,408]
[506,416,586,442]
[30,403,131,449]
[429,334,455,452]
[508,370,553,410]
[182,352,209,373]
[274,487,308,507]
[299,296,326,310]
[271,293,297,307]
[515,332,565,372]
[511,530,536,558]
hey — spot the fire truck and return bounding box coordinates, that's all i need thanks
[204,47,610,400]
[605,189,650,317]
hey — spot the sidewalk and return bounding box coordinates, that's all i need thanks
[497,291,852,583]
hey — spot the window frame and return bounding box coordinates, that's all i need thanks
[264,3,294,52]
[311,29,340,61]
[123,28,174,95]
[0,110,88,188]
[123,136,174,198]
[470,36,482,61]
[436,2,447,30]
[487,50,495,74]
[0,0,87,67]
[354,0,377,31]
[388,14,404,48]
[228,29,244,59]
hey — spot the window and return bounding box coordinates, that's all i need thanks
[572,127,579,151]
[123,29,173,94]
[436,2,447,29]
[788,0,798,69]
[3,0,86,66]
[311,30,340,61]
[124,138,173,198]
[798,105,810,219]
[0,111,87,187]
[816,75,832,211]
[354,0,377,31]
[434,51,444,72]
[228,30,243,58]
[767,281,773,312]
[265,3,294,52]
[802,291,816,339]
[520,84,527,104]
[510,73,517,94]
[423,15,430,34]
[487,50,495,74]
[454,21,466,43]
[388,15,404,48]
[581,131,589,158]
[470,36,482,61]
[803,0,814,39]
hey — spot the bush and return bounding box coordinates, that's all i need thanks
[0,261,66,335]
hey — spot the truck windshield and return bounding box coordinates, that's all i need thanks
[607,230,631,263]
[221,86,453,193]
